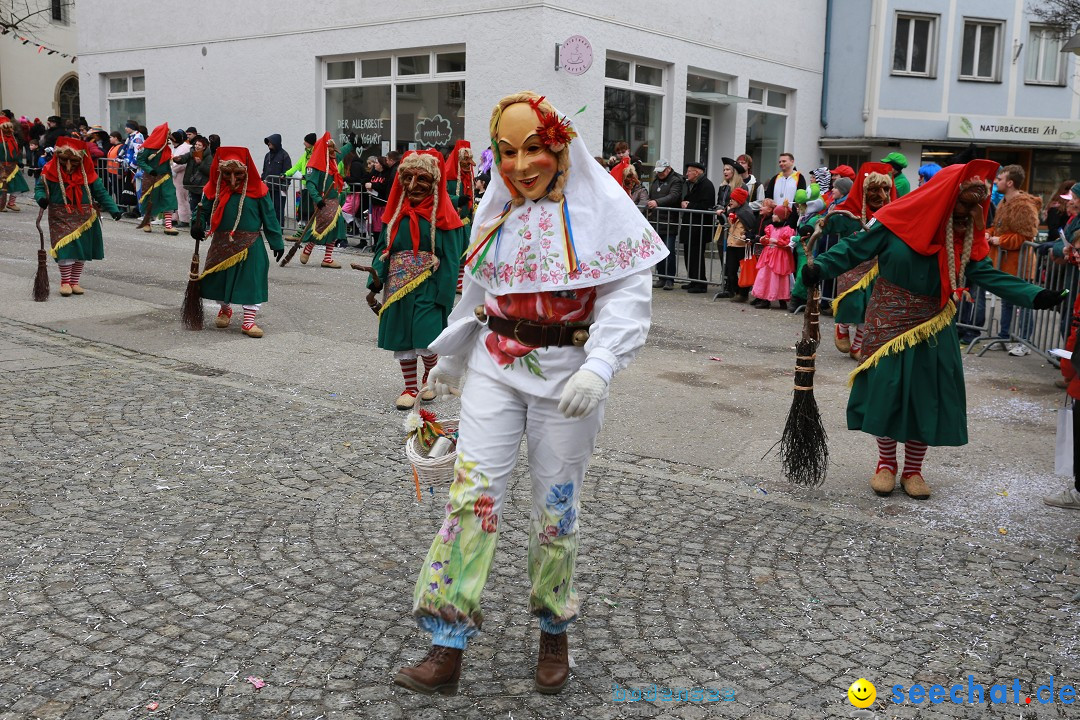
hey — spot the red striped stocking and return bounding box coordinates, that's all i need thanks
[69,262,84,287]
[420,353,438,384]
[58,263,73,285]
[902,441,927,479]
[399,358,418,395]
[241,305,257,331]
[876,436,897,473]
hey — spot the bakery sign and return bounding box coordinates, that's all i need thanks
[948,114,1080,145]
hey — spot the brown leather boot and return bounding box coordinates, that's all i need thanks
[535,631,569,694]
[393,645,462,695]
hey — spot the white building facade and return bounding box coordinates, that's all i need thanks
[822,0,1080,199]
[76,0,826,182]
[0,0,80,125]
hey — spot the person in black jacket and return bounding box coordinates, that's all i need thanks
[646,159,684,290]
[41,116,65,151]
[680,162,716,293]
[172,135,213,219]
[262,133,292,225]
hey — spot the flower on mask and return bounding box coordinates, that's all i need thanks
[535,112,576,152]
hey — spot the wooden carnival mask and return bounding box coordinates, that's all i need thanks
[496,102,559,201]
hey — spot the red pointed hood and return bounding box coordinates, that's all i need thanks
[443,140,474,203]
[307,132,344,192]
[834,161,896,219]
[41,136,99,208]
[872,158,999,307]
[202,146,268,234]
[142,122,172,164]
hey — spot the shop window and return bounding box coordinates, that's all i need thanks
[960,19,1003,81]
[745,83,790,178]
[603,55,665,172]
[323,48,465,156]
[1026,25,1067,85]
[892,13,937,77]
[105,73,145,134]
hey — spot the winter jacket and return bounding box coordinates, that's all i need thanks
[990,192,1042,277]
[648,170,684,236]
[172,149,213,192]
[284,146,312,177]
[1062,296,1080,400]
[262,134,292,179]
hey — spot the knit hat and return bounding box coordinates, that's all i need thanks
[304,132,317,146]
[833,177,853,196]
[773,205,791,221]
[730,187,749,205]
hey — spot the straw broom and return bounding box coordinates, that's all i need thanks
[778,228,829,488]
[33,207,49,302]
[181,234,204,330]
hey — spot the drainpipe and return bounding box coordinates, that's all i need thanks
[821,0,833,130]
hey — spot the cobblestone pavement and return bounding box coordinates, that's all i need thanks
[1,202,1079,719]
[1,317,1078,720]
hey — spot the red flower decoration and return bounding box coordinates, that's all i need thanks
[535,112,576,151]
[474,493,495,519]
[418,408,438,423]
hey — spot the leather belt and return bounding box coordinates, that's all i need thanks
[475,306,590,348]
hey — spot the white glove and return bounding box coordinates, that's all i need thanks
[558,369,609,419]
[426,360,464,398]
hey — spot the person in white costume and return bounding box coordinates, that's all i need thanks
[394,92,668,696]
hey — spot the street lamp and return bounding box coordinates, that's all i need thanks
[1063,31,1080,55]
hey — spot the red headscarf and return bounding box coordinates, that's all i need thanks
[202,147,268,234]
[834,161,896,218]
[381,149,464,256]
[0,116,18,157]
[306,132,344,193]
[41,136,99,209]
[609,157,633,193]
[142,122,172,165]
[872,159,999,308]
[442,140,474,204]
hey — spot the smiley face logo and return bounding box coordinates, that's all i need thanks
[848,678,876,708]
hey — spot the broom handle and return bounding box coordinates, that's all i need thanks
[36,207,45,251]
[800,218,826,343]
[188,236,201,280]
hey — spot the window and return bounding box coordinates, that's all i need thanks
[892,13,937,76]
[50,0,67,23]
[827,152,869,173]
[326,61,355,81]
[604,55,666,173]
[105,73,145,134]
[960,20,1002,81]
[323,48,465,157]
[745,84,790,180]
[1026,25,1067,85]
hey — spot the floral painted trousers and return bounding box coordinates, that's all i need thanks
[412,371,605,649]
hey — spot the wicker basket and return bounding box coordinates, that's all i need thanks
[405,420,459,485]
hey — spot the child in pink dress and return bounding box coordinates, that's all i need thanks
[751,205,795,309]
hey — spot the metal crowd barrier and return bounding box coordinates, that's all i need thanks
[645,206,726,290]
[971,239,1073,363]
[266,175,378,246]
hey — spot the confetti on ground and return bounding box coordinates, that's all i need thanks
[710,356,722,361]
[999,528,1008,535]
[246,676,266,689]
[146,701,159,711]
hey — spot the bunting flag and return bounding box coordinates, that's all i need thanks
[0,28,77,62]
